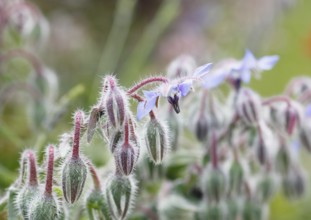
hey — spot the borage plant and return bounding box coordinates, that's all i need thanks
[2,49,311,220]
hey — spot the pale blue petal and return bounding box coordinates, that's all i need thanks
[178,80,193,96]
[143,90,160,99]
[257,55,279,70]
[202,72,226,89]
[306,104,311,117]
[243,49,257,69]
[241,68,251,83]
[193,63,213,78]
[136,95,159,120]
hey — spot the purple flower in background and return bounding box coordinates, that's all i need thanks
[137,63,213,120]
[232,49,279,83]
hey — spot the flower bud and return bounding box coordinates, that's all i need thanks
[87,106,103,143]
[105,174,137,220]
[276,145,291,175]
[282,168,305,199]
[236,88,262,125]
[62,157,87,203]
[229,160,244,194]
[16,150,40,219]
[145,118,169,164]
[109,130,122,153]
[167,112,180,151]
[203,203,227,220]
[114,142,138,176]
[195,113,209,142]
[242,200,263,220]
[256,174,275,203]
[104,76,127,128]
[201,167,226,202]
[86,190,111,220]
[29,194,59,220]
[255,138,267,165]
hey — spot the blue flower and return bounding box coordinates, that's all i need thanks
[232,49,279,83]
[136,63,213,120]
[306,104,311,117]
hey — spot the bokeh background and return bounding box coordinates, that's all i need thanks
[1,0,311,219]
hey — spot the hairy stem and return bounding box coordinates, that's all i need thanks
[127,76,168,95]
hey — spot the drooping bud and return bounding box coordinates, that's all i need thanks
[167,111,180,151]
[236,88,262,125]
[87,106,104,143]
[104,76,127,128]
[16,150,40,220]
[276,145,291,175]
[62,111,88,203]
[255,137,268,165]
[29,145,60,220]
[114,118,139,176]
[256,173,276,203]
[105,174,137,220]
[282,168,305,199]
[62,157,87,203]
[229,159,244,195]
[195,113,209,142]
[145,118,169,164]
[201,167,226,202]
[203,203,227,220]
[242,200,263,220]
[109,130,122,153]
[86,162,111,220]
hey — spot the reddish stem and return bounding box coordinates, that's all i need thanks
[27,151,38,186]
[72,111,83,159]
[124,118,129,145]
[127,76,168,95]
[45,145,54,196]
[262,96,291,107]
[87,161,101,190]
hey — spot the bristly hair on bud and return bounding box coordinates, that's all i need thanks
[87,105,104,143]
[114,117,139,176]
[62,110,88,204]
[28,145,60,220]
[16,150,40,220]
[103,75,129,129]
[144,117,170,165]
[105,173,137,220]
[236,88,262,126]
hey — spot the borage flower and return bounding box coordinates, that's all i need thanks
[232,49,279,83]
[137,63,213,120]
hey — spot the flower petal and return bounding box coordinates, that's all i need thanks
[178,79,193,96]
[257,55,279,71]
[242,49,257,69]
[306,104,311,117]
[136,94,159,120]
[193,63,213,78]
[143,90,160,99]
[202,71,226,89]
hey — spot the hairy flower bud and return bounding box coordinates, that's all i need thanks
[16,150,39,219]
[87,106,103,143]
[104,76,127,128]
[105,174,137,220]
[195,113,209,142]
[144,118,169,164]
[229,160,244,194]
[256,174,275,203]
[201,167,226,202]
[255,138,267,165]
[236,88,262,125]
[203,203,227,220]
[242,200,263,220]
[109,130,122,153]
[86,190,111,220]
[62,157,87,203]
[276,145,291,175]
[114,142,138,176]
[282,168,305,199]
[29,194,59,220]
[167,112,180,151]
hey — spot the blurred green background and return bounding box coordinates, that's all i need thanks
[0,0,311,219]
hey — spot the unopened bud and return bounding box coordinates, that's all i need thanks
[29,194,59,220]
[242,200,263,220]
[114,142,138,176]
[229,160,244,194]
[109,130,122,153]
[195,113,209,142]
[236,88,262,125]
[145,118,169,164]
[62,157,87,203]
[201,167,226,202]
[105,174,137,220]
[87,106,103,143]
[256,138,267,165]
[256,174,275,203]
[86,190,111,220]
[282,168,305,199]
[202,203,227,220]
[276,145,291,175]
[104,76,127,128]
[167,112,180,151]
